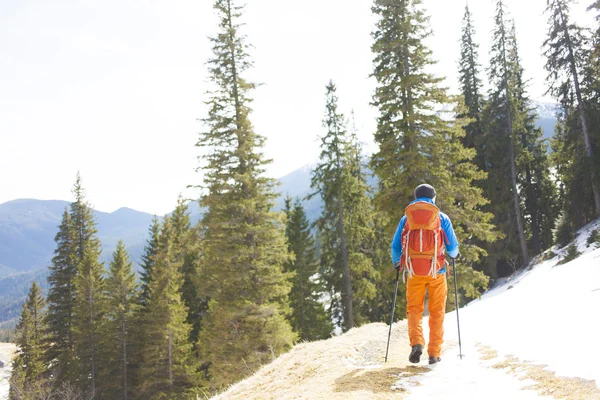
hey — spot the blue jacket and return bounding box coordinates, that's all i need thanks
[391,197,459,273]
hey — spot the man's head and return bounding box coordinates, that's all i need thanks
[414,184,436,202]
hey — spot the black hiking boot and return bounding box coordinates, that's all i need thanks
[409,344,423,364]
[429,356,441,365]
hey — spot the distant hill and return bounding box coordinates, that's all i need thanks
[0,199,156,277]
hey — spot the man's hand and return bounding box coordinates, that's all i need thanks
[451,252,461,261]
[393,262,401,271]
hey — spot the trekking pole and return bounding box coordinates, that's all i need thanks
[384,268,401,363]
[452,258,464,359]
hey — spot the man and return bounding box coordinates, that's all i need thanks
[391,184,459,364]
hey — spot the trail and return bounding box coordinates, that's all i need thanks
[215,220,600,399]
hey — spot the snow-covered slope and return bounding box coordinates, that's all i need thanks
[215,219,600,399]
[0,343,16,400]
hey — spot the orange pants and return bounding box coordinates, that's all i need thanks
[406,274,448,357]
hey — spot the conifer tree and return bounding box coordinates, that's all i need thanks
[171,197,206,347]
[46,209,79,383]
[10,282,49,400]
[544,0,600,217]
[488,0,530,267]
[99,241,138,400]
[311,81,380,330]
[509,25,558,255]
[137,217,197,399]
[458,4,484,157]
[371,0,494,294]
[139,216,160,305]
[283,197,332,341]
[70,174,106,397]
[195,0,295,389]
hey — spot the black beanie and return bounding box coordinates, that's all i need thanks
[414,184,436,200]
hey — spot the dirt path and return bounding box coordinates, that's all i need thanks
[213,321,600,400]
[214,321,425,400]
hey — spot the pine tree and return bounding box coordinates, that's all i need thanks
[195,0,295,389]
[139,216,160,305]
[99,241,138,400]
[10,282,49,400]
[458,4,484,157]
[70,174,106,397]
[371,0,494,294]
[171,197,206,347]
[509,25,558,255]
[46,208,79,384]
[544,0,600,217]
[488,0,530,267]
[311,81,381,330]
[283,197,332,341]
[137,217,197,399]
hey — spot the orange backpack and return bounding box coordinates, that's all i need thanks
[401,201,447,278]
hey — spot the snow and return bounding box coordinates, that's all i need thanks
[408,219,600,398]
[0,343,15,400]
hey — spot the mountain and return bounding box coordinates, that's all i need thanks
[534,101,559,141]
[0,199,156,278]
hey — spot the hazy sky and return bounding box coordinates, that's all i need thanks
[0,0,593,215]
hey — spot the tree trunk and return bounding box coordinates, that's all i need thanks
[337,199,353,330]
[168,329,173,389]
[558,2,600,217]
[123,317,128,400]
[89,282,96,398]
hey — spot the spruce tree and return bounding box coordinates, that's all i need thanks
[139,216,160,305]
[489,0,530,267]
[10,282,49,400]
[371,0,494,294]
[195,0,295,390]
[171,197,206,347]
[70,174,106,397]
[283,197,332,341]
[311,81,381,330]
[46,209,79,383]
[100,241,138,400]
[509,25,558,255]
[136,217,197,399]
[544,0,600,217]
[458,4,484,157]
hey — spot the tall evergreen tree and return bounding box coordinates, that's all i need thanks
[137,217,197,399]
[311,81,381,331]
[100,241,138,400]
[370,0,494,294]
[509,25,558,255]
[10,282,49,400]
[70,174,106,397]
[283,197,332,341]
[488,0,530,267]
[139,216,160,305]
[195,0,295,390]
[171,197,206,347]
[458,4,484,157]
[46,209,79,383]
[544,0,600,217]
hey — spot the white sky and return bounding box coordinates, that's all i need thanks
[0,0,594,215]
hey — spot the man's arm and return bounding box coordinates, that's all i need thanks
[440,212,459,258]
[391,216,407,265]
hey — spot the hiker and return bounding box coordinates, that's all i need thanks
[391,184,459,365]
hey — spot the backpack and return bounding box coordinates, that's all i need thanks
[401,201,447,279]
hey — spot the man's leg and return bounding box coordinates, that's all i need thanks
[427,275,448,357]
[406,275,427,348]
